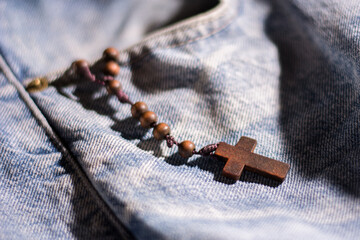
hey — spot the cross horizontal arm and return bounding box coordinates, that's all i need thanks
[215,142,240,161]
[243,151,290,181]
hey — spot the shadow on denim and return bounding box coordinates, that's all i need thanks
[129,48,223,135]
[265,0,360,197]
[145,0,219,34]
[53,67,280,187]
[58,156,123,239]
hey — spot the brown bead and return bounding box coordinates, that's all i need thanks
[178,140,196,158]
[131,102,148,119]
[140,111,158,128]
[153,123,170,140]
[103,47,119,61]
[74,59,88,70]
[106,79,122,94]
[104,61,120,76]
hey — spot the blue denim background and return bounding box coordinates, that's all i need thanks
[0,0,359,239]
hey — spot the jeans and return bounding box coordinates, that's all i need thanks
[0,0,359,239]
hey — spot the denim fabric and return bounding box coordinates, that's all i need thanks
[0,0,359,239]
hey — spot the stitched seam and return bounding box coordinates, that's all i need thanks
[118,0,236,65]
[0,53,135,240]
[124,9,236,66]
[121,0,230,51]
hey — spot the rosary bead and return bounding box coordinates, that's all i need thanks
[106,79,122,94]
[178,140,195,158]
[104,61,120,76]
[153,123,170,140]
[140,111,158,128]
[103,47,119,61]
[131,102,148,119]
[74,59,88,70]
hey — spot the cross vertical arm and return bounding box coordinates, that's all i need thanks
[236,136,257,152]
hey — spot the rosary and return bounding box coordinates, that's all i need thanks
[36,47,290,182]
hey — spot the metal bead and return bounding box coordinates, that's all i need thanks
[103,47,119,61]
[153,123,170,140]
[131,102,148,119]
[178,140,195,158]
[140,111,158,128]
[104,61,120,76]
[106,80,122,94]
[26,77,48,93]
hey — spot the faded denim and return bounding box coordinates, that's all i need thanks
[0,0,359,239]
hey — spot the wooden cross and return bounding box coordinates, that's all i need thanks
[214,136,290,181]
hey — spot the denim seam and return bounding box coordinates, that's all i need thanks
[124,9,236,66]
[119,0,237,65]
[125,0,230,46]
[0,54,134,240]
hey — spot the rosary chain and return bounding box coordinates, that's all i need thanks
[73,47,219,158]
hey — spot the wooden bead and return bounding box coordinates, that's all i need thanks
[140,111,158,128]
[74,59,88,69]
[153,123,170,140]
[131,102,148,119]
[103,47,119,61]
[178,140,196,158]
[106,79,122,94]
[104,61,120,76]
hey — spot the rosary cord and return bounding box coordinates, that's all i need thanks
[72,48,218,158]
